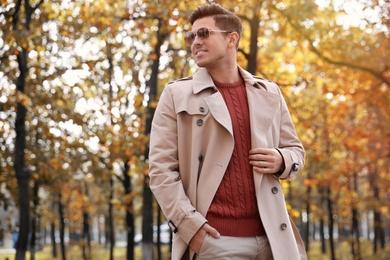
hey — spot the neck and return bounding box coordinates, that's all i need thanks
[207,64,240,83]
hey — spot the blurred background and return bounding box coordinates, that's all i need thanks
[0,0,389,259]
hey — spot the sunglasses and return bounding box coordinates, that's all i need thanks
[184,27,232,47]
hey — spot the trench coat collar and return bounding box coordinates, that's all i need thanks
[192,66,268,94]
[192,68,215,94]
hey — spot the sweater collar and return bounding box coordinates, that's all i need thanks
[192,66,267,94]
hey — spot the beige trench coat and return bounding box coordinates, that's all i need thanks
[149,67,307,260]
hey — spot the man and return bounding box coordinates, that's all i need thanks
[148,3,306,260]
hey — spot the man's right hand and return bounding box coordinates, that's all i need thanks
[189,223,220,253]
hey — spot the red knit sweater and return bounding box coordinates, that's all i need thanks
[206,77,265,237]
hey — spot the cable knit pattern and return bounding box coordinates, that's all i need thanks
[206,77,265,237]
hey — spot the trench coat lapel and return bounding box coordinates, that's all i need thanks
[193,68,233,135]
[204,93,233,135]
[247,85,280,147]
[196,93,234,216]
[247,85,280,192]
[191,69,233,215]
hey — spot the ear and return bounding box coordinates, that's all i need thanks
[228,32,239,48]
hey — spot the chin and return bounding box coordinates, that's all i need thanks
[195,59,207,68]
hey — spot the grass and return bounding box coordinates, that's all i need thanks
[1,240,388,259]
[307,239,390,260]
[0,244,171,260]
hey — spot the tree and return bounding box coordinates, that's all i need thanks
[3,1,44,259]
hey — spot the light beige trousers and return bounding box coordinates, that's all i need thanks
[195,235,273,260]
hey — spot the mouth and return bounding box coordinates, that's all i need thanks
[194,49,207,57]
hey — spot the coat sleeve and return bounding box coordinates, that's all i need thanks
[274,86,305,180]
[148,84,207,244]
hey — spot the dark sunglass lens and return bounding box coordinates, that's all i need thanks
[184,32,195,46]
[185,32,195,40]
[197,28,209,38]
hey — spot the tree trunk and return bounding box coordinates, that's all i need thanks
[125,207,135,260]
[82,182,91,260]
[368,169,385,253]
[30,181,40,260]
[107,45,115,259]
[15,178,29,260]
[326,187,336,260]
[85,183,91,259]
[12,3,29,260]
[30,217,36,260]
[373,210,379,253]
[245,2,261,74]
[12,1,44,257]
[156,207,162,260]
[51,221,57,258]
[142,175,154,260]
[108,178,115,260]
[351,171,361,259]
[373,210,385,253]
[304,173,312,251]
[51,199,57,257]
[121,160,135,260]
[104,215,109,249]
[351,207,361,259]
[319,187,326,254]
[82,211,90,260]
[58,193,66,260]
[14,45,29,260]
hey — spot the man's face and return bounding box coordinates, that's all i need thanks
[190,16,230,69]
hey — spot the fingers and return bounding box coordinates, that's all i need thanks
[203,223,221,238]
[189,226,207,253]
[249,147,279,157]
[250,162,278,174]
[189,223,220,254]
[249,148,283,174]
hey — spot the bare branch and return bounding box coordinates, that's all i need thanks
[114,173,125,183]
[32,0,45,11]
[12,0,23,29]
[272,5,390,87]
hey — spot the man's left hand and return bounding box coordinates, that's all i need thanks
[249,148,285,174]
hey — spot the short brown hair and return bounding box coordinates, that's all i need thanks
[189,3,242,46]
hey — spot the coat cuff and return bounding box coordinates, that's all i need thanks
[175,210,207,244]
[274,148,300,179]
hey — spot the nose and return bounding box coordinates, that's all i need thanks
[192,34,203,46]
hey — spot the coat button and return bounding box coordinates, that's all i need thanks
[199,106,205,112]
[196,119,203,126]
[280,223,287,230]
[271,187,278,194]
